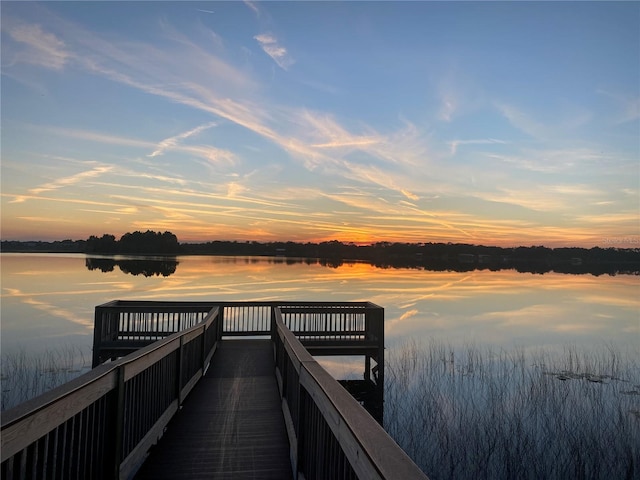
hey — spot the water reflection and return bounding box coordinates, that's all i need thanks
[85,257,178,277]
[1,253,638,359]
[205,254,640,276]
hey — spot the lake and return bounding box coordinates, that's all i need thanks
[2,253,638,477]
[2,253,638,357]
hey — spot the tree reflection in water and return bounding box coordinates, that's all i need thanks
[85,257,178,277]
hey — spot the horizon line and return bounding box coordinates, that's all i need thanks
[2,237,639,251]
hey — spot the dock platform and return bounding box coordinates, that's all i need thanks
[1,301,429,480]
[136,340,291,479]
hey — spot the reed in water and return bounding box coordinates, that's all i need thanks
[1,345,91,411]
[385,341,639,479]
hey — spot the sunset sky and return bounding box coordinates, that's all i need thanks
[1,1,638,247]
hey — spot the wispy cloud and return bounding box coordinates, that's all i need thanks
[254,33,294,70]
[384,308,423,333]
[288,110,430,188]
[3,6,635,248]
[496,103,550,140]
[476,181,607,214]
[2,19,70,70]
[597,89,640,124]
[244,1,261,17]
[148,122,217,157]
[2,192,129,209]
[485,147,612,173]
[28,166,114,196]
[449,138,507,155]
[38,125,235,166]
[311,138,380,149]
[439,91,457,122]
[495,102,592,140]
[16,216,75,223]
[6,14,426,204]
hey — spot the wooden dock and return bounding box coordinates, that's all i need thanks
[135,340,292,479]
[2,301,429,480]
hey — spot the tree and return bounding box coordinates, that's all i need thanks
[86,234,117,254]
[86,231,180,255]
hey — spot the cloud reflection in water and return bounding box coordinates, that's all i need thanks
[1,254,638,357]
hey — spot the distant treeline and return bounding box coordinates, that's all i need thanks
[182,240,640,275]
[1,230,180,255]
[2,231,640,276]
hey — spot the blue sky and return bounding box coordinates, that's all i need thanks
[1,1,638,247]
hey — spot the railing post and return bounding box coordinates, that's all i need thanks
[371,306,385,424]
[270,306,277,342]
[177,336,184,404]
[201,324,207,372]
[113,365,126,480]
[218,305,225,339]
[365,355,371,382]
[295,379,305,479]
[365,306,373,341]
[93,308,103,368]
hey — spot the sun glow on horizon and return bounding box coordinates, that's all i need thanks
[1,2,638,248]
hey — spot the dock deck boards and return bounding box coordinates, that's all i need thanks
[135,339,292,479]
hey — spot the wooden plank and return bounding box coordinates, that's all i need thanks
[281,398,298,475]
[1,371,117,460]
[278,321,313,375]
[135,340,292,479]
[119,400,179,480]
[97,300,216,310]
[99,340,155,349]
[179,370,202,401]
[280,307,369,314]
[301,362,428,480]
[221,330,271,336]
[292,330,365,336]
[123,338,180,381]
[303,345,379,357]
[182,326,204,344]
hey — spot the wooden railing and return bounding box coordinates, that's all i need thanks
[3,301,422,480]
[273,307,428,480]
[93,300,383,365]
[1,307,220,480]
[93,301,216,367]
[278,303,385,423]
[93,301,385,420]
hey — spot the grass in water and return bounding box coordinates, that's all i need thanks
[1,345,91,411]
[385,341,639,480]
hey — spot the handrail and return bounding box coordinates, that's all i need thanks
[93,301,383,366]
[93,301,216,367]
[3,301,405,480]
[1,306,220,480]
[273,307,428,480]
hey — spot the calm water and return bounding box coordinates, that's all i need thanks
[3,253,638,475]
[2,253,638,357]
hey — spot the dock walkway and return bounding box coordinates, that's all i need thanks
[136,339,292,479]
[2,301,429,480]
